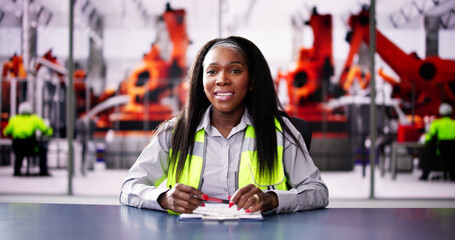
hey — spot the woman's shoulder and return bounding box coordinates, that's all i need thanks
[146,117,177,150]
[278,115,297,131]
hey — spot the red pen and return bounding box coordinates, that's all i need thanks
[201,194,230,204]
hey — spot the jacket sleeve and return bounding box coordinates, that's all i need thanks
[3,117,15,137]
[119,122,173,210]
[268,117,329,212]
[32,115,53,136]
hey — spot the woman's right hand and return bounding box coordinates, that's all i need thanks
[158,183,205,213]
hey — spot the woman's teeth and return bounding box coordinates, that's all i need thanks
[216,93,233,96]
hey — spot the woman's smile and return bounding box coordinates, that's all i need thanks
[214,90,234,101]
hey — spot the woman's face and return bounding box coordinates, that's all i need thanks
[202,45,250,116]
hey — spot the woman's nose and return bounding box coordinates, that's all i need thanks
[216,72,230,85]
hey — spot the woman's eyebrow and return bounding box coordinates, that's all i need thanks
[206,61,244,66]
[229,61,245,66]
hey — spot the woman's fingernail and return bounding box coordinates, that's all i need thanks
[229,202,234,208]
[201,203,205,207]
[245,209,251,213]
[228,196,232,200]
[201,194,208,200]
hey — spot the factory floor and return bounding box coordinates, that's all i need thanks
[1,161,455,208]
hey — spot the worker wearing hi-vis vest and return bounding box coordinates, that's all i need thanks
[4,102,53,176]
[420,103,455,181]
[120,36,328,215]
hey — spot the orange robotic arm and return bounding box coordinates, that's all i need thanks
[342,8,455,115]
[280,8,334,111]
[163,4,190,72]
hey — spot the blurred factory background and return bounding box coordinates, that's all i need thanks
[0,0,455,204]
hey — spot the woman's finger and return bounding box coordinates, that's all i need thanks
[163,184,205,213]
[230,184,261,209]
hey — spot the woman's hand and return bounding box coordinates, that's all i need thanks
[230,184,279,212]
[158,183,205,213]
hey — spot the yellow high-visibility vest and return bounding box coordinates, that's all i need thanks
[166,118,288,191]
[429,117,455,141]
[3,114,53,139]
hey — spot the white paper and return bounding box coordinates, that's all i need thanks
[179,203,263,221]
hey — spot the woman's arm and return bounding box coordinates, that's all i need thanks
[270,117,329,212]
[120,120,205,213]
[119,123,173,211]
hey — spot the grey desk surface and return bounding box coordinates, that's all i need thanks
[1,203,454,240]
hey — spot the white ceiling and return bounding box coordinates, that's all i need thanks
[42,0,455,16]
[77,0,455,27]
[2,0,455,29]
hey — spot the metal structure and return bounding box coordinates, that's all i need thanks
[390,0,455,29]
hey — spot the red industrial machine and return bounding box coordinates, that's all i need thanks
[2,54,27,79]
[276,8,342,131]
[1,54,28,137]
[35,49,96,118]
[34,49,64,77]
[1,53,27,111]
[110,43,173,129]
[341,65,370,93]
[89,3,192,169]
[335,7,455,168]
[94,3,190,131]
[340,8,455,116]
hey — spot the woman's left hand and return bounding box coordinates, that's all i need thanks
[230,184,278,212]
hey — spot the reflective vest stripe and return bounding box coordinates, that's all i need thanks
[167,129,205,189]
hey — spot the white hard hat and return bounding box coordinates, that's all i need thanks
[18,102,32,115]
[439,103,453,116]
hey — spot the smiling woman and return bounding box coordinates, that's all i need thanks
[119,36,329,214]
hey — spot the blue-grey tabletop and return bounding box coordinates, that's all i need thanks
[1,202,454,240]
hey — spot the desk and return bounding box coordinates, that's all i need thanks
[391,141,423,180]
[1,203,454,240]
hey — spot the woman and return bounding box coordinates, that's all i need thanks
[120,36,329,214]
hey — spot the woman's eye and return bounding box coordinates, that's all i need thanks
[206,70,216,74]
[231,69,241,74]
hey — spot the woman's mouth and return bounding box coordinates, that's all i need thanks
[214,91,234,101]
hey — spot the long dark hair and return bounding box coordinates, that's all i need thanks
[168,36,299,182]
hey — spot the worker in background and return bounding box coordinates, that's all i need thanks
[3,102,53,176]
[419,103,455,181]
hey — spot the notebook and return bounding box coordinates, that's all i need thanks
[179,203,264,221]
